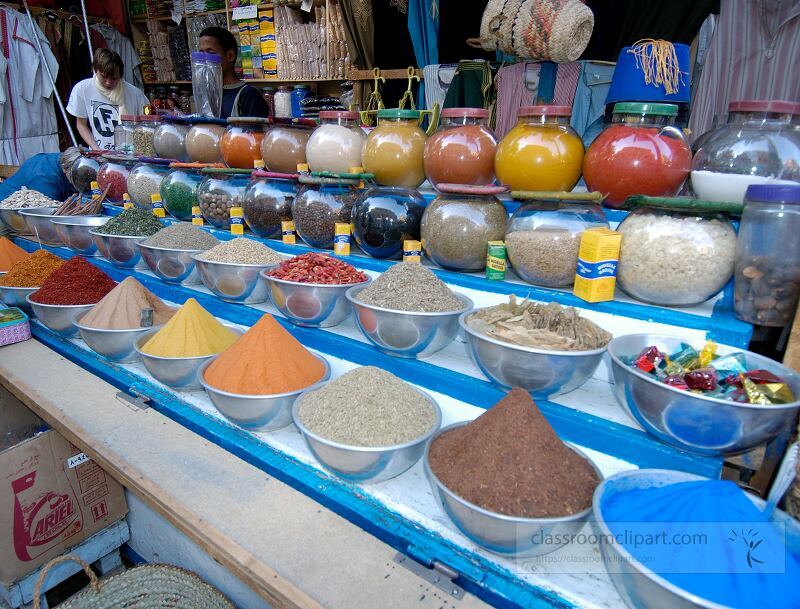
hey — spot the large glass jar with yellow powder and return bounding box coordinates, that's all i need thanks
[362,109,426,188]
[495,105,584,192]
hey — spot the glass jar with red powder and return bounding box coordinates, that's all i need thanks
[583,103,691,209]
[97,154,137,203]
[221,117,269,169]
[424,108,497,189]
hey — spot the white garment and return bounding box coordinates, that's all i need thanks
[91,24,144,90]
[67,78,148,150]
[423,64,457,114]
[0,7,60,164]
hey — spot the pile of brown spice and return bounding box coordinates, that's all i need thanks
[0,250,64,287]
[428,388,599,518]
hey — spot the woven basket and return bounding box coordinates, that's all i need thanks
[470,0,594,63]
[34,556,235,609]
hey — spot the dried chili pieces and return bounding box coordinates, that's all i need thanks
[30,257,116,305]
[267,252,368,285]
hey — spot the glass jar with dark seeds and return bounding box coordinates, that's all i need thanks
[69,154,100,193]
[351,186,425,259]
[242,175,297,238]
[292,178,362,249]
[197,170,251,229]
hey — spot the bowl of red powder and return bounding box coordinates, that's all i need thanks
[27,257,116,337]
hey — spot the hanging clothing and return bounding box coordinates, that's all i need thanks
[442,60,494,109]
[689,0,800,141]
[91,23,143,90]
[70,22,107,82]
[570,61,615,147]
[422,63,456,113]
[339,0,373,68]
[0,7,60,164]
[66,77,149,150]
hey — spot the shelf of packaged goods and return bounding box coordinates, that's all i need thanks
[185,8,231,17]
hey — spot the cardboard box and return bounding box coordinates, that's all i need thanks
[573,227,622,303]
[0,386,127,585]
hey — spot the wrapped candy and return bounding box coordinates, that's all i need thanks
[684,368,718,391]
[745,369,783,384]
[663,375,689,390]
[708,353,747,374]
[741,374,772,405]
[635,346,664,372]
[699,341,717,367]
[760,382,795,404]
[671,344,700,370]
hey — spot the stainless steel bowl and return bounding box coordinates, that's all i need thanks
[608,334,800,456]
[51,216,109,257]
[346,285,472,358]
[139,243,204,285]
[199,354,331,431]
[26,294,95,337]
[89,231,149,269]
[0,207,52,235]
[425,422,602,557]
[459,310,607,397]
[292,386,442,483]
[0,285,39,314]
[592,469,800,609]
[74,314,163,363]
[262,273,370,328]
[193,256,275,304]
[133,326,244,391]
[18,208,76,245]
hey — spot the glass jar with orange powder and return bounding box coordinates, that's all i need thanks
[495,105,583,192]
[221,117,268,169]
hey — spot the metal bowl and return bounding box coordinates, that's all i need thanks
[73,314,163,363]
[0,285,39,314]
[18,208,77,245]
[139,243,204,285]
[133,326,244,391]
[292,385,442,483]
[198,354,331,431]
[459,310,607,397]
[0,207,53,235]
[346,284,472,358]
[592,469,800,609]
[89,231,149,269]
[193,256,275,304]
[51,216,110,257]
[262,273,370,328]
[608,334,800,456]
[425,422,602,557]
[26,294,96,337]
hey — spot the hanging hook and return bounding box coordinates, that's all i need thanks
[398,66,421,110]
[361,67,386,126]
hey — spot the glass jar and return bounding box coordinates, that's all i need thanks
[734,185,800,326]
[197,169,251,229]
[261,119,313,174]
[185,118,227,163]
[178,89,192,114]
[420,185,508,271]
[351,186,426,259]
[291,84,311,118]
[221,117,268,169]
[97,155,137,202]
[134,115,159,157]
[617,207,737,306]
[114,115,137,155]
[584,103,692,208]
[127,159,172,209]
[69,151,102,193]
[262,86,275,117]
[160,163,206,220]
[495,105,583,193]
[274,85,292,118]
[243,171,297,238]
[306,111,365,174]
[424,108,497,189]
[691,100,800,204]
[153,116,191,161]
[506,199,607,287]
[361,109,426,188]
[292,175,362,249]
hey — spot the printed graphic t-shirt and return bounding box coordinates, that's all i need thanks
[66,79,149,150]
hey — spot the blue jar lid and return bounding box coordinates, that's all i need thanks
[191,51,221,63]
[745,184,800,204]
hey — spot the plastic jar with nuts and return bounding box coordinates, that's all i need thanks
[197,168,252,229]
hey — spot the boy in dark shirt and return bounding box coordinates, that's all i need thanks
[198,27,270,119]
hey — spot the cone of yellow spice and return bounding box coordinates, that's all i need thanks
[204,314,326,395]
[140,298,237,357]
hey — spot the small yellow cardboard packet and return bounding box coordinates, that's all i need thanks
[573,227,622,303]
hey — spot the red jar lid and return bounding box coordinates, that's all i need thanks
[319,110,359,120]
[441,107,490,119]
[138,115,160,122]
[518,105,572,117]
[120,114,137,121]
[728,100,800,115]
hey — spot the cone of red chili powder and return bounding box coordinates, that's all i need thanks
[30,257,116,305]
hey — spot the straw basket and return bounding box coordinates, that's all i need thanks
[34,556,235,609]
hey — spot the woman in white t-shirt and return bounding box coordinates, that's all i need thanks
[67,49,149,151]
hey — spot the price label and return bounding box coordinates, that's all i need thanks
[67,453,89,469]
[232,5,258,20]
